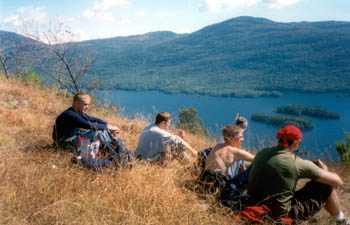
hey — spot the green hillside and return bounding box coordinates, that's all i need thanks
[86,16,350,97]
[1,16,350,97]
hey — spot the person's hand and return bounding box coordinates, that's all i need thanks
[177,130,186,139]
[107,124,121,136]
[314,159,328,171]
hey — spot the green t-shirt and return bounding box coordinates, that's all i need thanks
[247,146,323,216]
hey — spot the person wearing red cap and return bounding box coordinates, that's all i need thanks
[247,125,349,224]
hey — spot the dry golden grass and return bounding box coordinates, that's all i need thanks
[0,74,349,225]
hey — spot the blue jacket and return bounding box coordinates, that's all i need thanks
[53,107,107,143]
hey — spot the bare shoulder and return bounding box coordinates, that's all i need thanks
[226,146,245,153]
[212,143,228,154]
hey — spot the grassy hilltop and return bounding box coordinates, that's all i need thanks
[1,74,350,225]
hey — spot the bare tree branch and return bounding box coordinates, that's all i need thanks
[20,22,93,94]
[0,32,30,79]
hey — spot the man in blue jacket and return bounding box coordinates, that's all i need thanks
[53,92,131,169]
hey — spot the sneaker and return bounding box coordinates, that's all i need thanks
[71,156,82,164]
[336,218,350,225]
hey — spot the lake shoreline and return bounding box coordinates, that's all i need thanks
[96,89,350,162]
[97,87,350,99]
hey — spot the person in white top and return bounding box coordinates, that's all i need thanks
[136,112,197,161]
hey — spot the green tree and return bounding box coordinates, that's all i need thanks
[176,106,209,136]
[336,131,350,162]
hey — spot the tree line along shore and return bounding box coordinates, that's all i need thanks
[251,104,339,130]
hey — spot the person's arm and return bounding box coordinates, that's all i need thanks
[162,129,197,157]
[85,114,121,135]
[314,159,343,187]
[234,148,255,162]
[66,110,107,130]
[107,124,121,136]
[84,114,107,125]
[316,171,343,187]
[182,140,198,157]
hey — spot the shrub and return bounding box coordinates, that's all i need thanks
[22,69,44,86]
[176,106,209,136]
[336,131,350,162]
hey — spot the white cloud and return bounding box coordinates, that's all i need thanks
[200,0,300,12]
[154,12,169,18]
[82,0,130,21]
[57,15,75,23]
[262,0,300,8]
[75,29,92,41]
[3,6,48,26]
[76,29,128,41]
[200,0,260,12]
[94,0,130,10]
[135,11,145,17]
[119,18,132,25]
[82,9,115,21]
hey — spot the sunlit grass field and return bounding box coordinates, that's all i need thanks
[1,74,349,225]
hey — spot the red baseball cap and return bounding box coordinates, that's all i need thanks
[276,125,302,147]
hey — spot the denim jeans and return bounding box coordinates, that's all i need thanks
[73,129,133,169]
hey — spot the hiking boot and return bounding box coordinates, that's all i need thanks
[336,218,350,225]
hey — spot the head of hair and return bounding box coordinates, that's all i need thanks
[235,117,248,128]
[222,125,243,142]
[155,112,172,125]
[73,92,90,103]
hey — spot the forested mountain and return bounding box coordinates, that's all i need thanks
[1,16,350,97]
[0,30,35,46]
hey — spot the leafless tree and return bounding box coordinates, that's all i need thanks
[0,29,38,79]
[0,36,22,79]
[22,22,93,94]
[0,46,11,79]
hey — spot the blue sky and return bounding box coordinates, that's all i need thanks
[0,0,349,41]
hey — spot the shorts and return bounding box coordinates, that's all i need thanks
[288,180,332,221]
[198,169,229,194]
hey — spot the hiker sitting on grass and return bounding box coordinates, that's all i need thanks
[136,112,197,162]
[247,125,350,225]
[215,115,249,173]
[202,125,254,191]
[52,92,132,168]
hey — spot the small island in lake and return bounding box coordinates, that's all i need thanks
[275,104,340,119]
[251,113,314,130]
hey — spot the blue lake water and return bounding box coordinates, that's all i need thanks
[97,90,350,162]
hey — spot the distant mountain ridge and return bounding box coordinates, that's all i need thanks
[1,16,350,97]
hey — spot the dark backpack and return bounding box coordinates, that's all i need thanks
[197,147,213,172]
[197,146,251,212]
[198,169,229,195]
[219,166,252,212]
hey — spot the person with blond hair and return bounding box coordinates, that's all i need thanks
[205,125,254,178]
[214,114,249,177]
[136,112,197,161]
